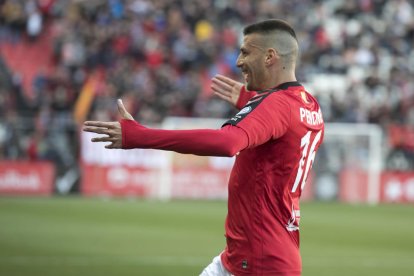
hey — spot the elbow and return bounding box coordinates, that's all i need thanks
[221,145,242,157]
[221,151,236,158]
[214,125,249,157]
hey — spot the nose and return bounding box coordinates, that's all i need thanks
[236,54,243,68]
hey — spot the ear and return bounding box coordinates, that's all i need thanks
[265,48,279,66]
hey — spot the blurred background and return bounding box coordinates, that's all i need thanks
[0,0,414,275]
[1,0,414,202]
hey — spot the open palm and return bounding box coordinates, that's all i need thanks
[211,74,243,107]
[83,99,134,149]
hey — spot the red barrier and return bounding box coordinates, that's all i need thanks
[338,169,369,203]
[380,172,414,203]
[81,164,161,197]
[0,161,55,195]
[170,167,229,199]
[339,169,414,204]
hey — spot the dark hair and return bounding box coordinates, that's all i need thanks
[243,19,297,40]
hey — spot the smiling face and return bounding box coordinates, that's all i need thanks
[236,33,270,91]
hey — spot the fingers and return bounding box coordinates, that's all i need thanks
[213,91,231,102]
[91,135,116,143]
[83,115,123,149]
[211,77,233,100]
[84,121,118,129]
[212,76,233,91]
[86,139,121,149]
[83,124,120,144]
[86,132,121,149]
[214,74,237,86]
[83,126,113,135]
[211,82,231,97]
[117,99,134,120]
[105,143,120,149]
[83,125,119,139]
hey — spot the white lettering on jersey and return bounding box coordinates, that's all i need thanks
[286,204,301,232]
[299,108,323,126]
[291,130,323,193]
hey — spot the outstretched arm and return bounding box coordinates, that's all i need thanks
[83,99,249,157]
[211,74,256,109]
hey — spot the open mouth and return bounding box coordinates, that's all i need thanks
[242,70,249,83]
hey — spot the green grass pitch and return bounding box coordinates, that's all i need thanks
[0,197,413,276]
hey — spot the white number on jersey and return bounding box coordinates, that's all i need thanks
[291,130,323,193]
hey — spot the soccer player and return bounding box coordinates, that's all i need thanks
[84,19,324,276]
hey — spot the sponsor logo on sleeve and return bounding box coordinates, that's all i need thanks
[238,106,252,115]
[222,93,272,127]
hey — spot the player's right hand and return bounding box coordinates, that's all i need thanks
[83,99,134,149]
[211,74,243,107]
[117,99,134,120]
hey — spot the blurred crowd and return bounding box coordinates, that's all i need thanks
[1,0,414,174]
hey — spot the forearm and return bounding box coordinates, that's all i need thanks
[121,119,249,157]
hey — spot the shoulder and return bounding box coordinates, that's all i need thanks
[222,90,290,128]
[276,85,322,110]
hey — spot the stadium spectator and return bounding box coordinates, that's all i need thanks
[1,0,414,183]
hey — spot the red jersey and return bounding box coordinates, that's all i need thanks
[220,82,324,275]
[120,81,324,276]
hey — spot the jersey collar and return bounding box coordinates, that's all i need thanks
[257,81,302,94]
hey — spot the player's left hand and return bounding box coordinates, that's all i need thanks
[211,74,243,107]
[83,99,134,149]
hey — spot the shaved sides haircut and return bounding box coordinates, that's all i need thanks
[243,19,297,40]
[244,19,299,69]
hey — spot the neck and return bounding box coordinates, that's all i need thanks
[262,69,296,90]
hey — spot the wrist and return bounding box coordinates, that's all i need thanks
[236,86,248,109]
[120,119,144,149]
